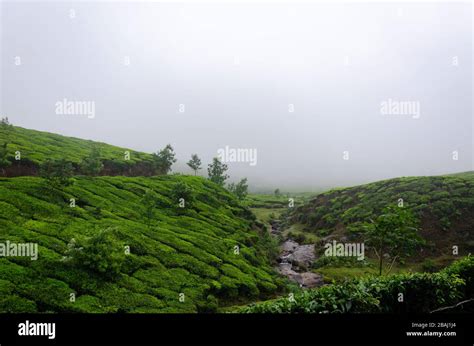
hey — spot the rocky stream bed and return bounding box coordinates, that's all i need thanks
[271,221,323,288]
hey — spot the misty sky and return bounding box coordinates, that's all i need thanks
[0,1,472,191]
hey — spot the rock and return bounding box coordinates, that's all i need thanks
[277,239,322,289]
[289,244,315,268]
[277,264,323,288]
[300,272,323,288]
[281,240,299,254]
[277,265,302,283]
[279,262,293,272]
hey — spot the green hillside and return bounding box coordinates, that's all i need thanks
[289,173,474,259]
[0,125,154,176]
[0,175,282,313]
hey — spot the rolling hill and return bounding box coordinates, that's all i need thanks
[288,173,474,261]
[0,175,282,312]
[0,125,155,176]
[0,124,284,312]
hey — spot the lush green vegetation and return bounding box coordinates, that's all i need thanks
[0,126,155,176]
[240,256,474,313]
[291,173,474,257]
[357,205,423,275]
[244,193,312,225]
[0,175,284,313]
[1,124,472,314]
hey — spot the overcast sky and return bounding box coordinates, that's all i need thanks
[1,1,472,191]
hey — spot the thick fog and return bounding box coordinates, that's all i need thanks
[1,1,472,192]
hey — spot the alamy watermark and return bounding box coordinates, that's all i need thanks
[0,241,38,260]
[217,146,257,166]
[324,240,365,261]
[18,320,55,339]
[380,98,420,119]
[55,98,95,119]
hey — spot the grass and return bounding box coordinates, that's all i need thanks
[251,208,282,224]
[313,258,407,283]
[245,193,313,230]
[282,223,320,244]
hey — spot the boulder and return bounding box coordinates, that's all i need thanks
[289,244,315,267]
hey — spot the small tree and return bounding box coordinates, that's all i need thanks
[153,144,177,175]
[170,181,194,211]
[0,117,11,129]
[0,142,11,176]
[187,154,202,175]
[40,159,74,189]
[360,205,423,276]
[228,178,249,200]
[141,189,156,227]
[274,188,281,197]
[80,146,103,176]
[207,157,229,187]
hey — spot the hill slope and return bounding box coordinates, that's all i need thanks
[289,173,474,258]
[0,125,155,176]
[0,175,281,313]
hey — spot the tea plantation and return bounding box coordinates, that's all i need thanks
[290,173,474,257]
[0,175,282,313]
[0,125,154,175]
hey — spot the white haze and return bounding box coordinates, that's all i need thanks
[1,1,472,192]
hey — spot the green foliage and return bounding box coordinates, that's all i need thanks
[39,159,74,189]
[291,173,474,259]
[152,144,176,175]
[312,255,369,269]
[0,117,12,129]
[0,125,153,169]
[170,181,195,211]
[365,271,465,313]
[207,158,229,187]
[80,146,104,176]
[187,154,202,175]
[0,142,11,175]
[228,178,249,200]
[274,188,280,197]
[443,255,474,299]
[141,189,156,226]
[241,256,473,314]
[358,205,423,275]
[244,193,293,208]
[0,175,281,312]
[65,227,125,280]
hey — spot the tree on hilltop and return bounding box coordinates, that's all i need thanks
[153,144,176,175]
[207,158,229,187]
[187,154,202,176]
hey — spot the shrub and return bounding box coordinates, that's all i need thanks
[366,271,464,313]
[240,257,471,314]
[170,181,194,211]
[64,227,125,280]
[40,159,74,189]
[80,147,104,176]
[443,255,474,299]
